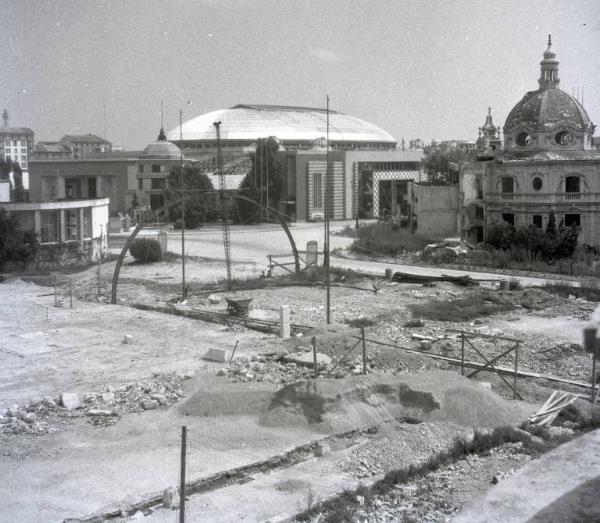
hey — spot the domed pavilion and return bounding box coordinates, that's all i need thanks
[462,36,600,245]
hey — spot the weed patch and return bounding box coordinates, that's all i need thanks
[543,281,600,302]
[351,224,436,257]
[408,293,515,321]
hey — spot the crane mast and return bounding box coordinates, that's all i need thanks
[213,121,232,288]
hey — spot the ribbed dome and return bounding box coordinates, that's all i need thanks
[141,138,182,159]
[166,104,397,146]
[504,88,591,133]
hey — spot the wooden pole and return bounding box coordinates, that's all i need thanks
[361,327,367,375]
[54,276,57,307]
[312,336,318,378]
[69,278,73,309]
[513,342,519,400]
[461,331,465,376]
[179,425,187,523]
[97,253,101,299]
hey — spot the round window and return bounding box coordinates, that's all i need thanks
[533,177,543,190]
[555,131,573,146]
[516,132,532,147]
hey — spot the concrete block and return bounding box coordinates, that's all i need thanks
[204,348,228,362]
[142,400,158,410]
[122,334,134,344]
[280,305,291,339]
[60,393,81,410]
[102,392,115,404]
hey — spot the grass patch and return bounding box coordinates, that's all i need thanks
[543,281,600,302]
[404,318,425,328]
[408,292,515,321]
[346,317,377,328]
[547,281,600,301]
[351,224,436,257]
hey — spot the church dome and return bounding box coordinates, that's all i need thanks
[504,88,591,134]
[503,36,595,153]
[141,128,183,159]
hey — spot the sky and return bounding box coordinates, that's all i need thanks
[2,0,600,149]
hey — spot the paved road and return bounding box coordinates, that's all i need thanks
[112,222,574,287]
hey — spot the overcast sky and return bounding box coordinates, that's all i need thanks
[2,0,599,149]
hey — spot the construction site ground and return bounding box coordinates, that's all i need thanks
[1,252,597,522]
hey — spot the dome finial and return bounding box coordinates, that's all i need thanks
[539,36,559,89]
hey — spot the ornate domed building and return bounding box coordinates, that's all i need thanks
[462,36,600,245]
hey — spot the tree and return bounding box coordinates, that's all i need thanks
[162,165,215,228]
[236,137,283,223]
[421,146,470,183]
[0,209,39,271]
[546,211,557,238]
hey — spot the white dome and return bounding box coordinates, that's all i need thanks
[167,104,397,146]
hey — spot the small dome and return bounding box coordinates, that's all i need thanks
[504,88,591,133]
[141,128,183,159]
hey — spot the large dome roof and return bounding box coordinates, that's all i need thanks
[504,88,591,133]
[166,104,397,145]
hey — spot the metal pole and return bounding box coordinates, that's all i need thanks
[513,342,519,400]
[54,276,57,307]
[69,278,73,309]
[461,331,465,375]
[593,352,597,405]
[362,327,367,375]
[179,109,186,298]
[312,336,318,378]
[266,138,269,220]
[325,95,331,324]
[179,425,187,523]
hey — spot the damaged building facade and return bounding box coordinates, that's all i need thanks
[461,37,600,245]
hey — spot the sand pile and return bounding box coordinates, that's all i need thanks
[259,371,531,433]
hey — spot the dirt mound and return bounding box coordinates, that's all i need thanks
[260,371,530,433]
[179,376,274,417]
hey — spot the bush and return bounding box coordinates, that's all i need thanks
[0,209,39,271]
[486,220,579,261]
[129,238,162,263]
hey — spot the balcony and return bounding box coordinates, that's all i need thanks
[486,192,599,204]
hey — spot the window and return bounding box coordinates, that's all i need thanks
[516,132,531,147]
[501,177,514,193]
[565,176,580,193]
[41,211,60,243]
[151,178,164,190]
[65,209,79,240]
[138,164,144,173]
[502,213,515,226]
[151,164,161,173]
[533,215,543,228]
[312,172,322,207]
[138,178,144,190]
[533,177,542,190]
[555,131,573,146]
[565,214,580,227]
[475,206,484,219]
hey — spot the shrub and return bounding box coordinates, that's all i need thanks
[508,277,522,291]
[129,238,162,263]
[486,221,515,250]
[0,209,39,271]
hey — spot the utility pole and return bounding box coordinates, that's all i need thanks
[266,138,269,221]
[214,121,232,288]
[179,109,186,298]
[325,95,331,324]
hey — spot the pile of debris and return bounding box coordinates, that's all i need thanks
[0,373,188,435]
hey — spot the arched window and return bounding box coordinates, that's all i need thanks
[565,176,580,193]
[501,177,514,193]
